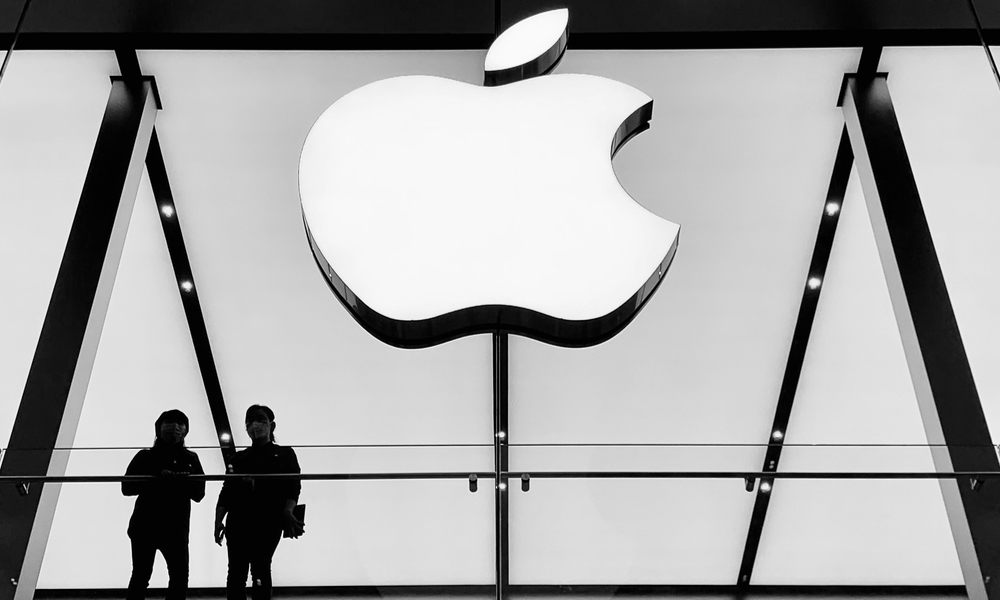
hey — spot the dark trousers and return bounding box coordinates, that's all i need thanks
[126,535,189,600]
[226,527,283,600]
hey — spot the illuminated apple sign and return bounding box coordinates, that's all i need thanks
[299,9,679,348]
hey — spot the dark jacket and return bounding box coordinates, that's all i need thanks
[122,443,205,540]
[218,442,301,530]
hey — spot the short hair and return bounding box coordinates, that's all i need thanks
[245,405,275,423]
[155,409,189,431]
[245,405,276,442]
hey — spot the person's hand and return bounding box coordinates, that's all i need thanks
[214,521,226,546]
[282,509,304,539]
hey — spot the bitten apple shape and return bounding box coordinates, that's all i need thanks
[299,10,679,348]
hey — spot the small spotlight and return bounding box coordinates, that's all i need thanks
[825,202,840,216]
[772,431,783,441]
[220,433,231,442]
[807,277,822,290]
[760,481,772,493]
[498,482,507,491]
[180,281,194,292]
[161,205,175,218]
[497,431,506,439]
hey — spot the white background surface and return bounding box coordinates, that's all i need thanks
[1,46,999,587]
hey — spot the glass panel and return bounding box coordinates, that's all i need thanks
[879,46,1000,440]
[0,50,118,451]
[36,446,494,587]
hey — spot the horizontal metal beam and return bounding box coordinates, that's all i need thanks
[2,0,1000,49]
[5,470,1000,484]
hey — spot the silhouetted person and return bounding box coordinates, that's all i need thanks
[123,409,206,600]
[215,405,303,600]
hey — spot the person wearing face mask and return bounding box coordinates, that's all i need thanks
[122,409,206,600]
[215,405,303,600]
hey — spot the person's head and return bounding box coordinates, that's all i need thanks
[155,409,189,446]
[245,405,276,444]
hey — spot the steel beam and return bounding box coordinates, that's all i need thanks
[0,77,157,600]
[735,46,881,587]
[493,332,509,600]
[2,0,1000,49]
[115,48,237,462]
[841,73,1000,600]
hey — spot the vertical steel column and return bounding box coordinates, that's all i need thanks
[493,332,509,600]
[0,77,158,600]
[842,74,1000,600]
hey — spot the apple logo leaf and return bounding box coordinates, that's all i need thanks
[299,9,680,349]
[484,8,568,87]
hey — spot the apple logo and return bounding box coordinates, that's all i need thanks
[299,9,679,348]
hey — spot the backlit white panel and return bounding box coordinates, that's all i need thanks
[133,50,496,584]
[508,48,859,583]
[879,46,1000,444]
[38,172,226,588]
[753,168,962,584]
[0,50,117,455]
[511,480,751,584]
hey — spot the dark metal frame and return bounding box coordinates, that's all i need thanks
[841,71,1000,600]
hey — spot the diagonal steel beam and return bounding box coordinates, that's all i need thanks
[0,76,158,600]
[735,46,881,588]
[842,70,1000,600]
[115,48,237,463]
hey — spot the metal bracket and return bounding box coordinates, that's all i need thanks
[521,473,530,492]
[468,474,478,493]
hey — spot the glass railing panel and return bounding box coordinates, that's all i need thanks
[22,446,495,590]
[509,475,754,585]
[752,479,963,585]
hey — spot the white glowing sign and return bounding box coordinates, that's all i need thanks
[299,9,679,347]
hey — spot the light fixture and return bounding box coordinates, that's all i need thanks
[497,431,506,439]
[180,281,194,292]
[161,205,175,218]
[220,433,231,442]
[498,482,507,491]
[760,481,772,493]
[772,430,783,441]
[807,277,822,290]
[825,202,840,216]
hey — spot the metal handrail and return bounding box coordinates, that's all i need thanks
[2,470,1000,483]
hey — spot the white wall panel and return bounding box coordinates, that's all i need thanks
[0,50,117,454]
[753,169,962,584]
[879,46,1000,442]
[508,49,859,584]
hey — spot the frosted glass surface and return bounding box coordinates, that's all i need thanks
[0,50,117,454]
[510,479,752,584]
[879,46,1000,443]
[753,169,962,584]
[135,51,494,449]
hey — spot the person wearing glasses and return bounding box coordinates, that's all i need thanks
[123,409,206,600]
[215,405,303,600]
